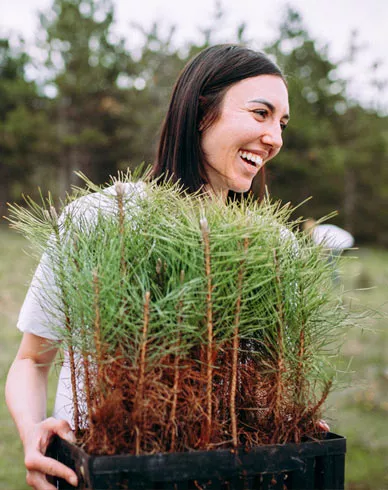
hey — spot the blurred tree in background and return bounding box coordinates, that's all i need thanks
[37,0,136,195]
[266,8,388,244]
[0,39,54,218]
[1,0,387,245]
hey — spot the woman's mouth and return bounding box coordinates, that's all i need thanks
[238,151,263,168]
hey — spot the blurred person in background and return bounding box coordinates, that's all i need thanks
[303,218,355,283]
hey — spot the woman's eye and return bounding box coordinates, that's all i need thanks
[253,109,267,118]
[280,122,288,131]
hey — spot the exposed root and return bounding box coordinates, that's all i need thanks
[133,291,150,455]
[230,237,249,447]
[200,217,214,448]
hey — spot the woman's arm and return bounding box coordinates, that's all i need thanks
[5,333,78,489]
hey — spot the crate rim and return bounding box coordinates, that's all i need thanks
[48,431,346,485]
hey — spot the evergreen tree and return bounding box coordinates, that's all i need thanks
[265,8,348,219]
[265,8,388,245]
[0,39,54,218]
[37,0,135,197]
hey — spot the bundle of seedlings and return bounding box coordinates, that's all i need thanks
[9,173,348,457]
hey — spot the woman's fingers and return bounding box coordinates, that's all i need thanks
[26,469,59,490]
[25,451,78,487]
[317,419,330,432]
[24,418,78,489]
[39,417,75,445]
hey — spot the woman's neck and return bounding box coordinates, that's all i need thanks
[203,184,228,203]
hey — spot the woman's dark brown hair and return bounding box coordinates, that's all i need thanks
[151,44,285,195]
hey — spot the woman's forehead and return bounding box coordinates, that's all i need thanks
[224,75,289,113]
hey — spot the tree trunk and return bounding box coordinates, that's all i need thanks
[343,165,356,235]
[57,100,92,200]
[0,165,11,221]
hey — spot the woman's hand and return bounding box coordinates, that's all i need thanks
[23,417,78,490]
[5,334,76,488]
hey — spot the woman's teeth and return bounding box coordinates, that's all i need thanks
[238,151,263,167]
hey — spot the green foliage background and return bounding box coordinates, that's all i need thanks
[1,0,387,245]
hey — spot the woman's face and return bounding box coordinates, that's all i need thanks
[200,74,289,198]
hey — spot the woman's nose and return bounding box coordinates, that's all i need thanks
[260,125,283,150]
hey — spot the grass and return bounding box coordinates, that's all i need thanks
[325,248,388,490]
[0,225,387,489]
[0,226,58,489]
[0,226,32,489]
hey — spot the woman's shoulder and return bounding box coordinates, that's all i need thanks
[61,180,146,224]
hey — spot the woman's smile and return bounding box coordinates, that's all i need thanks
[238,150,264,168]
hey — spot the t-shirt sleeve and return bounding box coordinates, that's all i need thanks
[17,249,63,341]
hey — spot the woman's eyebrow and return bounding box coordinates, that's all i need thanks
[248,98,290,120]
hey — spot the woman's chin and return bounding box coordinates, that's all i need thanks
[228,179,253,194]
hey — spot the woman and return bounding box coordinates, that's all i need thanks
[151,44,289,199]
[6,44,291,489]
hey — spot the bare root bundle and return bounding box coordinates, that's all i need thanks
[78,343,327,455]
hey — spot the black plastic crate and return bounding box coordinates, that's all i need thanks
[46,432,346,490]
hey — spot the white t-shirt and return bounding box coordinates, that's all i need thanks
[17,181,145,426]
[311,224,354,251]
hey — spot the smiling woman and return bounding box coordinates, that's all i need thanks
[151,44,289,199]
[5,44,300,490]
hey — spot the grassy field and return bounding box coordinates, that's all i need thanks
[327,248,388,489]
[0,226,59,489]
[0,225,387,489]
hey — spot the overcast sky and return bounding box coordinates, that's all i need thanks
[1,0,388,112]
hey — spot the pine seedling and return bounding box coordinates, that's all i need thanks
[8,174,350,454]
